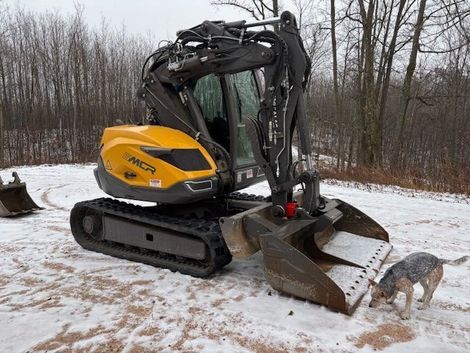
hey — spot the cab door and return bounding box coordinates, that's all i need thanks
[225,70,266,189]
[191,71,266,191]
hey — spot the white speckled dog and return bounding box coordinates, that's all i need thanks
[368,252,468,320]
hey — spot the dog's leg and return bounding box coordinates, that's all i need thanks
[418,278,429,303]
[396,278,414,320]
[387,290,398,304]
[419,265,443,310]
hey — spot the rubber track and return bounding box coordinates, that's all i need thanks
[70,198,232,277]
[226,192,268,202]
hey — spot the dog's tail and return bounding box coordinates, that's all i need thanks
[440,256,469,266]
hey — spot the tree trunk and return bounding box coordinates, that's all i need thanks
[358,0,378,166]
[395,0,427,167]
[377,0,406,168]
[330,0,342,169]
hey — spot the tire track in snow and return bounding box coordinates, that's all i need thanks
[40,184,70,212]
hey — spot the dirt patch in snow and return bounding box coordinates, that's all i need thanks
[12,257,30,272]
[0,277,9,287]
[139,325,163,337]
[47,225,72,233]
[231,335,291,353]
[435,303,470,315]
[21,276,45,286]
[43,261,76,273]
[130,279,154,286]
[212,298,226,307]
[353,322,415,350]
[32,323,113,351]
[203,328,295,353]
[11,296,64,310]
[0,244,20,253]
[32,303,155,351]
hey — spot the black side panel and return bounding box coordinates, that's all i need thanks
[157,149,211,171]
[104,215,207,260]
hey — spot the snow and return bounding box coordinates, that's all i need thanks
[0,164,469,352]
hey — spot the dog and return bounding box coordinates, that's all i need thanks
[368,252,468,319]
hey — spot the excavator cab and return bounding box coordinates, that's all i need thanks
[191,71,265,190]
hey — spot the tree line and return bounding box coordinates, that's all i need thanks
[1,2,469,193]
[0,5,151,166]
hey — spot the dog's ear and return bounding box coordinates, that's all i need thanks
[368,279,378,287]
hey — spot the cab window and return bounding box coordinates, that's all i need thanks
[230,71,260,166]
[192,74,230,152]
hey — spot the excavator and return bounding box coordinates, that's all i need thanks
[70,12,392,314]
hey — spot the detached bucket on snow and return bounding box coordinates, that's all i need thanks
[220,198,392,314]
[0,172,41,217]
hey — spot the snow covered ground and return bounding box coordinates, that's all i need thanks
[0,164,469,353]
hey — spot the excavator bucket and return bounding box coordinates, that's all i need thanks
[220,198,392,314]
[0,172,41,217]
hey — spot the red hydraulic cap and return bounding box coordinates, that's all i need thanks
[285,201,298,218]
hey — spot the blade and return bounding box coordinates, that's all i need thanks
[321,231,392,313]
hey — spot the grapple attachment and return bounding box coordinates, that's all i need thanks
[0,172,41,217]
[220,198,392,314]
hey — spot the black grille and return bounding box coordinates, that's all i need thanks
[157,149,212,171]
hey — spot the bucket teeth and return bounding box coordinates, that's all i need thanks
[0,172,41,217]
[320,231,392,313]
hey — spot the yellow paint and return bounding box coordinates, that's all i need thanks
[100,125,216,189]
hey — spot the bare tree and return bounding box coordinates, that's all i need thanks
[211,0,279,20]
[395,0,427,167]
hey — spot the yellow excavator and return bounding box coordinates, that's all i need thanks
[70,12,392,314]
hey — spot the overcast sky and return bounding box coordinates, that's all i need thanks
[3,0,275,39]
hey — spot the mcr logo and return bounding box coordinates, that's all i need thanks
[123,152,156,175]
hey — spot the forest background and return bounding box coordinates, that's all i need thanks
[1,0,468,194]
